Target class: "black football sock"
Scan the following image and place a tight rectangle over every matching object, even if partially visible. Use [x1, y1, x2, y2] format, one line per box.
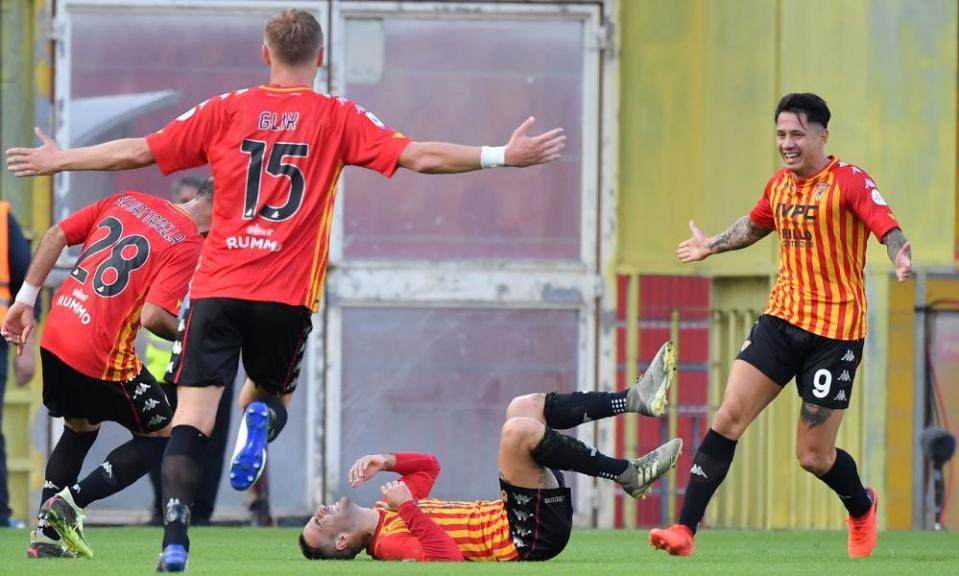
[39, 428, 99, 540]
[817, 448, 872, 518]
[678, 428, 738, 534]
[531, 427, 628, 480]
[258, 395, 288, 442]
[70, 436, 167, 508]
[543, 391, 630, 429]
[161, 426, 208, 551]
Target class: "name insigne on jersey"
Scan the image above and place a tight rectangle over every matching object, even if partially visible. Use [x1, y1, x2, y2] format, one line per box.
[258, 111, 299, 132]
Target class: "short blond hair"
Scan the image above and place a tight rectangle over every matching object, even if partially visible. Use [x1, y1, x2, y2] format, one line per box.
[265, 9, 323, 66]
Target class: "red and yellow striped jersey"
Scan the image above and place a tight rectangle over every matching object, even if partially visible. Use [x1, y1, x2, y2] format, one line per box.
[363, 453, 518, 562]
[749, 157, 900, 340]
[41, 192, 203, 380]
[371, 498, 518, 562]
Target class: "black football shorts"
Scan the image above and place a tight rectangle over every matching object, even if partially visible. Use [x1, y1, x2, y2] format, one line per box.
[737, 314, 864, 409]
[40, 348, 172, 433]
[166, 297, 312, 395]
[500, 478, 573, 561]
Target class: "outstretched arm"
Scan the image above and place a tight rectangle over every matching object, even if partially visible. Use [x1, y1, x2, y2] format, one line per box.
[677, 216, 773, 263]
[6, 127, 154, 176]
[398, 117, 564, 174]
[0, 225, 67, 353]
[882, 228, 912, 282]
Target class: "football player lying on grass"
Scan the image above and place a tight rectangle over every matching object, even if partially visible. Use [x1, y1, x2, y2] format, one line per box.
[299, 342, 683, 562]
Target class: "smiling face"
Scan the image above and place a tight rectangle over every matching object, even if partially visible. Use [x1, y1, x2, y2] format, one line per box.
[776, 111, 829, 179]
[302, 497, 348, 548]
[299, 497, 364, 560]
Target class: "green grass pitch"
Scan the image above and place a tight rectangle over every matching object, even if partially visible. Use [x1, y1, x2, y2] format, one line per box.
[1, 527, 957, 575]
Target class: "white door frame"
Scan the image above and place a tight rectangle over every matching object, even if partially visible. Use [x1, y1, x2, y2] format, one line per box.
[320, 0, 618, 526]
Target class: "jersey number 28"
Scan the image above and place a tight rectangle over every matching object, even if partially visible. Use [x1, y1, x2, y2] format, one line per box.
[71, 216, 150, 297]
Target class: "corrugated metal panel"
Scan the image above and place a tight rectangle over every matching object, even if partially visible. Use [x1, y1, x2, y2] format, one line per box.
[615, 274, 710, 528]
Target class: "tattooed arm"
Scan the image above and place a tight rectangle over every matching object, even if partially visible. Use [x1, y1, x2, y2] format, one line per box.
[881, 228, 912, 282]
[677, 217, 773, 263]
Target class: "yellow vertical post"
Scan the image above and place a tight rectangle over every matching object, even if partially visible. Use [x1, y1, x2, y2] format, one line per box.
[623, 273, 640, 528]
[667, 308, 680, 524]
[706, 309, 723, 526]
[1, 0, 40, 526]
[723, 313, 738, 525]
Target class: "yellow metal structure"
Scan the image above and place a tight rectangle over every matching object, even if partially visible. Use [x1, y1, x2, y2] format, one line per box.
[1, 0, 51, 524]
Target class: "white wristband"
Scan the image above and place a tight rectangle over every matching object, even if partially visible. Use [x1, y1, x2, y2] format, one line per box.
[480, 145, 507, 169]
[14, 282, 39, 307]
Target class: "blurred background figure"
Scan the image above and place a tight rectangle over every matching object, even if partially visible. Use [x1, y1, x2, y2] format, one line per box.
[0, 202, 36, 529]
[171, 176, 202, 204]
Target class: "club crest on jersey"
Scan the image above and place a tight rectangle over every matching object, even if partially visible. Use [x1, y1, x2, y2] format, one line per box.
[814, 182, 829, 201]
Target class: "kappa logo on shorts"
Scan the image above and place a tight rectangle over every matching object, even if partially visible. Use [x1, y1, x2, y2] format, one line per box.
[143, 398, 160, 412]
[513, 510, 530, 522]
[514, 494, 532, 506]
[741, 339, 751, 352]
[833, 389, 848, 403]
[842, 349, 856, 362]
[838, 370, 851, 383]
[132, 382, 150, 398]
[147, 414, 168, 428]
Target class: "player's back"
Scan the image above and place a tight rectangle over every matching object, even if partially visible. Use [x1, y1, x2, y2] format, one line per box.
[147, 85, 409, 310]
[41, 192, 203, 381]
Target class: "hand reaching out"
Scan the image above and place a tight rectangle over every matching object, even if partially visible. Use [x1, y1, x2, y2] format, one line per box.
[6, 127, 61, 177]
[676, 220, 712, 263]
[504, 117, 565, 167]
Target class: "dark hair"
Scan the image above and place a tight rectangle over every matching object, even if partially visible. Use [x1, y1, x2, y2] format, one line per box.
[173, 176, 203, 191]
[265, 9, 323, 66]
[196, 177, 214, 200]
[775, 93, 831, 129]
[297, 533, 360, 561]
[298, 534, 326, 560]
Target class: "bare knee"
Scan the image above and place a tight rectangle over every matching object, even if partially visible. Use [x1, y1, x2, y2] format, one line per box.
[712, 403, 748, 440]
[501, 417, 545, 452]
[796, 445, 836, 476]
[506, 394, 545, 421]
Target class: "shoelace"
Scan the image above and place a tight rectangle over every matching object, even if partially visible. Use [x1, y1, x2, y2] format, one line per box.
[846, 515, 869, 544]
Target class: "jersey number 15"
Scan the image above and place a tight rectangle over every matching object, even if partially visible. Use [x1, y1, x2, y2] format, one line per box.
[241, 139, 309, 222]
